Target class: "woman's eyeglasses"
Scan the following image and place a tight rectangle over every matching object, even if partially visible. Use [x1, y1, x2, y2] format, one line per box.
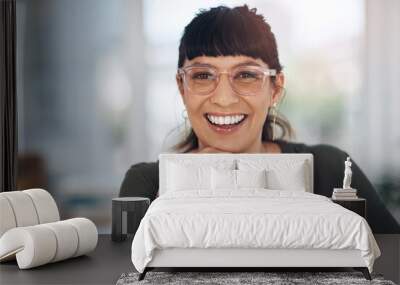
[177, 65, 277, 96]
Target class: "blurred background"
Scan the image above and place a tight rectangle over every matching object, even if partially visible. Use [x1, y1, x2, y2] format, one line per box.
[15, 0, 400, 233]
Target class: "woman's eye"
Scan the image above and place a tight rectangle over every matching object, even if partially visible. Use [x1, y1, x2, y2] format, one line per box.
[192, 72, 214, 80]
[236, 71, 259, 79]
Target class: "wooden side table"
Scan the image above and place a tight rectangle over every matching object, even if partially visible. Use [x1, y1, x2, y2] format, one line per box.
[331, 197, 366, 219]
[112, 197, 150, 242]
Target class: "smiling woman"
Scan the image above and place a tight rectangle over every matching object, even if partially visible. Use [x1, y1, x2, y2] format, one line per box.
[172, 5, 293, 154]
[119, 4, 400, 234]
[175, 55, 285, 153]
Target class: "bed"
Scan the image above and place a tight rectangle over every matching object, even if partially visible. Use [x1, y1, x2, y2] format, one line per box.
[131, 153, 381, 281]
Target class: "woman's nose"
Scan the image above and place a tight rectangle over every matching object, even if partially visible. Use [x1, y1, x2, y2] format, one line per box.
[209, 74, 240, 106]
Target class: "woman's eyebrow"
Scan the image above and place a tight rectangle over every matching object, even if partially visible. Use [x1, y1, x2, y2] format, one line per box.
[233, 61, 262, 67]
[188, 60, 262, 68]
[189, 62, 213, 67]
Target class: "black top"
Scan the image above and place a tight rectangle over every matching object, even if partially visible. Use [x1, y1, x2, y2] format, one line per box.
[119, 140, 400, 234]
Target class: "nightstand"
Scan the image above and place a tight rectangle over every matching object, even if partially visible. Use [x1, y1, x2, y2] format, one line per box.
[112, 197, 150, 242]
[331, 197, 366, 218]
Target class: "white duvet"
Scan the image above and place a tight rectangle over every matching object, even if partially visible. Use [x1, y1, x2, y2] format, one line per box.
[131, 189, 381, 273]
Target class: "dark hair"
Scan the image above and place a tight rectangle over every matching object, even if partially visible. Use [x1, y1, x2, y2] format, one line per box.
[168, 4, 294, 153]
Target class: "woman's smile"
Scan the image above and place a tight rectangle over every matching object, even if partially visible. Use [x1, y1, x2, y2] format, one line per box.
[204, 112, 249, 134]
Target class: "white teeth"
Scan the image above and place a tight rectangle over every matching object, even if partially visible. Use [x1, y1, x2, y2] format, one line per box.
[206, 114, 246, 125]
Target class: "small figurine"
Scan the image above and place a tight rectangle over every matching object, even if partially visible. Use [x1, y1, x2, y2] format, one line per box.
[332, 156, 358, 199]
[342, 156, 353, 189]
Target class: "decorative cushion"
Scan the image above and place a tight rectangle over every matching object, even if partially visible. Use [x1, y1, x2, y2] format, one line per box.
[211, 168, 237, 190]
[236, 169, 268, 189]
[166, 161, 212, 191]
[161, 156, 236, 194]
[238, 159, 307, 191]
[266, 167, 306, 191]
[211, 168, 268, 190]
[159, 154, 313, 194]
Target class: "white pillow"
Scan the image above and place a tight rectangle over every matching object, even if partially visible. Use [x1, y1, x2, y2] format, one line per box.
[166, 161, 211, 191]
[266, 166, 306, 191]
[236, 169, 268, 188]
[238, 159, 307, 191]
[211, 168, 236, 190]
[211, 168, 268, 190]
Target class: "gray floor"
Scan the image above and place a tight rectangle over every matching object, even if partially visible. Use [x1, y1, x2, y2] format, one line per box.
[0, 234, 398, 285]
[373, 234, 400, 284]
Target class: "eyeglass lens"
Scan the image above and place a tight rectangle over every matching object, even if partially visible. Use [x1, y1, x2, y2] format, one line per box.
[184, 66, 268, 95]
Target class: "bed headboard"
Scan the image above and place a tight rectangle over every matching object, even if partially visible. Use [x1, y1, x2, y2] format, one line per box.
[158, 153, 314, 195]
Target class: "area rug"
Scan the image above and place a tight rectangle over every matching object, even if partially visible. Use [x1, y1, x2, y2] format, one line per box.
[116, 271, 396, 285]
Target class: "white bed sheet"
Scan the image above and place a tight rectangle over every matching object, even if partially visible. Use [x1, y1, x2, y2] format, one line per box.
[131, 189, 380, 273]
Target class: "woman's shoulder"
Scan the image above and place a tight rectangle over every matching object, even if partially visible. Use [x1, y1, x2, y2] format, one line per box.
[279, 140, 350, 173]
[126, 160, 158, 171]
[124, 161, 159, 179]
[119, 160, 159, 198]
[279, 139, 348, 157]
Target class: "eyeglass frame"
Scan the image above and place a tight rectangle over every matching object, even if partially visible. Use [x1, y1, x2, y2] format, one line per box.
[177, 64, 278, 96]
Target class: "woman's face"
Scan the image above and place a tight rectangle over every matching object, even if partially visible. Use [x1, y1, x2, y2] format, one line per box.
[177, 55, 284, 153]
